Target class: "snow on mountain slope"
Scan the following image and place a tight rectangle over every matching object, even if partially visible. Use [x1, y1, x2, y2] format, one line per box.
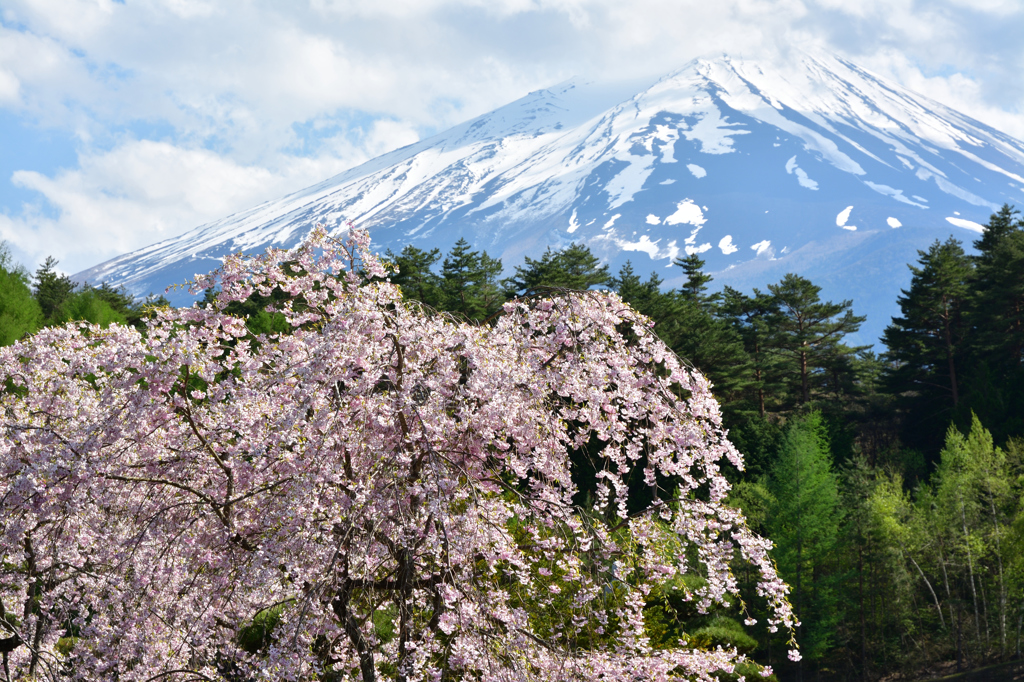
[75, 50, 1024, 346]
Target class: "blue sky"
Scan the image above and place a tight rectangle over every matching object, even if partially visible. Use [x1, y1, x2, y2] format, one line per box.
[2, 0, 1023, 275]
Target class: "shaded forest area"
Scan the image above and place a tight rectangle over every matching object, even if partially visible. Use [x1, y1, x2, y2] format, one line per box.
[1, 205, 1022, 682]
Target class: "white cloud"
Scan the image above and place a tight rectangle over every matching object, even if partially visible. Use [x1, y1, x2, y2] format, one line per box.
[363, 119, 422, 158]
[0, 24, 99, 122]
[0, 69, 18, 104]
[5, 0, 1016, 147]
[856, 48, 1024, 141]
[0, 140, 358, 273]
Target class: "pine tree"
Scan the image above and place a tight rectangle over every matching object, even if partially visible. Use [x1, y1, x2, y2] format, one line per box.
[972, 204, 1021, 262]
[33, 256, 76, 322]
[764, 274, 866, 405]
[385, 245, 443, 308]
[883, 238, 973, 410]
[970, 205, 1024, 371]
[610, 261, 673, 321]
[963, 205, 1024, 442]
[719, 286, 792, 416]
[658, 298, 753, 405]
[505, 243, 609, 296]
[674, 252, 713, 305]
[440, 239, 503, 321]
[881, 239, 973, 455]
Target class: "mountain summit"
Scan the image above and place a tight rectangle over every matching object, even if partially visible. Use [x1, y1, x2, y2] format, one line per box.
[76, 51, 1024, 344]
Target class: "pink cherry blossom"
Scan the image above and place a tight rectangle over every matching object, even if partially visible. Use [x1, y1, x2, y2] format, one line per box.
[0, 226, 796, 681]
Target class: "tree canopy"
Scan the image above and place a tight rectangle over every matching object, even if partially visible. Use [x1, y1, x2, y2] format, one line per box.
[0, 244, 42, 346]
[504, 242, 610, 296]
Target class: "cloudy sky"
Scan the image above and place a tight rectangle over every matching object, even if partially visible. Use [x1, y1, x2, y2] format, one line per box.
[1, 0, 1023, 275]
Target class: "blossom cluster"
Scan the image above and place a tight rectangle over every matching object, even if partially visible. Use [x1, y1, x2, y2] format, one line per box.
[0, 226, 795, 681]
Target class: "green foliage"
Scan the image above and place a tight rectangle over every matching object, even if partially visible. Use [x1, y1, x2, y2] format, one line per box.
[237, 603, 288, 654]
[505, 242, 609, 295]
[659, 298, 753, 406]
[0, 244, 170, 344]
[972, 203, 1021, 262]
[643, 574, 712, 648]
[769, 412, 842, 663]
[675, 252, 714, 305]
[51, 289, 129, 327]
[690, 616, 759, 655]
[502, 513, 628, 652]
[717, 286, 792, 417]
[967, 207, 1024, 440]
[0, 243, 42, 345]
[644, 579, 767, 681]
[882, 204, 1024, 461]
[726, 479, 775, 535]
[727, 660, 779, 682]
[33, 256, 77, 323]
[201, 281, 295, 338]
[609, 261, 666, 318]
[93, 282, 168, 329]
[55, 636, 78, 657]
[763, 273, 866, 406]
[371, 604, 397, 644]
[918, 415, 1018, 663]
[884, 238, 972, 404]
[385, 245, 444, 309]
[883, 238, 973, 456]
[439, 238, 504, 321]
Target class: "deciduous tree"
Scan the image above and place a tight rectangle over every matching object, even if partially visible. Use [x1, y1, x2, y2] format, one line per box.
[0, 227, 795, 682]
[768, 413, 842, 674]
[0, 243, 41, 346]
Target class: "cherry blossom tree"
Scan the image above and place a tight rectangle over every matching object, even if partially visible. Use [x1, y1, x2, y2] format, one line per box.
[0, 227, 795, 681]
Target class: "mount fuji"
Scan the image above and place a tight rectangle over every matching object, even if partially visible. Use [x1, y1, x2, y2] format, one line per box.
[75, 50, 1024, 346]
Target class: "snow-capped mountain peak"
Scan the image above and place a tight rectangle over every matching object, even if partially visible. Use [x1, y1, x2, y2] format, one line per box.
[76, 50, 1024, 345]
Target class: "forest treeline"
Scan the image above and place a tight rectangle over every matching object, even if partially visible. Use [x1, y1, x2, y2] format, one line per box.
[1, 205, 1022, 681]
[0, 247, 168, 343]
